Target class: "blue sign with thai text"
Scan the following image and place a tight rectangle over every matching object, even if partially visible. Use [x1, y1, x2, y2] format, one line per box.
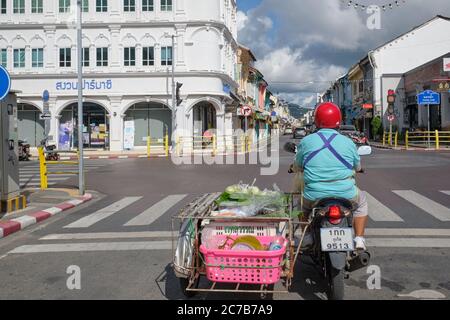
[42, 90, 50, 102]
[56, 79, 113, 91]
[417, 90, 440, 105]
[0, 65, 11, 101]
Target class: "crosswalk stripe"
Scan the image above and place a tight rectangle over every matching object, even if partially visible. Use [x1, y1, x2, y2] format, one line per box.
[365, 228, 450, 236]
[393, 190, 450, 221]
[124, 194, 187, 226]
[367, 238, 450, 248]
[9, 241, 172, 254]
[40, 231, 175, 240]
[365, 192, 404, 222]
[63, 197, 142, 228]
[20, 177, 69, 182]
[440, 191, 450, 196]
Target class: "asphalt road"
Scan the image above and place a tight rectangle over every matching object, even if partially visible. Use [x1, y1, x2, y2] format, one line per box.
[1, 136, 450, 300]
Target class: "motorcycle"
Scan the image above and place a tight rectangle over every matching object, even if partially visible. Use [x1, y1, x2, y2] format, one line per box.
[18, 139, 31, 161]
[40, 139, 60, 161]
[284, 141, 372, 300]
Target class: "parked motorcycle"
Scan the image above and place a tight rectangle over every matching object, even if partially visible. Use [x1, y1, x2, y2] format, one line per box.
[18, 139, 31, 161]
[40, 139, 60, 161]
[284, 141, 371, 300]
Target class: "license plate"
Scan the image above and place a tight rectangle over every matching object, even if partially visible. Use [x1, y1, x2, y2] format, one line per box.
[320, 228, 354, 252]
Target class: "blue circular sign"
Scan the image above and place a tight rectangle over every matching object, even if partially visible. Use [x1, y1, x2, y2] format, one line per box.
[0, 65, 11, 101]
[42, 90, 50, 102]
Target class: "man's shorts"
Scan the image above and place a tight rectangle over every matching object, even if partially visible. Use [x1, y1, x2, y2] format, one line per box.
[301, 189, 368, 218]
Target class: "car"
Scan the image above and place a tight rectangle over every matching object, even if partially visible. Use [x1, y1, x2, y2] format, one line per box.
[339, 125, 358, 134]
[284, 127, 293, 135]
[339, 125, 369, 145]
[293, 127, 307, 139]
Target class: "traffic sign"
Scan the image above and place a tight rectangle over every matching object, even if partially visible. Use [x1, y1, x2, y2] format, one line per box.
[0, 65, 11, 101]
[387, 115, 395, 122]
[417, 90, 440, 105]
[42, 90, 50, 103]
[40, 113, 51, 120]
[241, 106, 252, 117]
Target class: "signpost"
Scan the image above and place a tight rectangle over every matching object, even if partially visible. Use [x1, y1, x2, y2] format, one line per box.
[42, 90, 51, 137]
[417, 90, 441, 148]
[241, 106, 252, 133]
[0, 65, 11, 101]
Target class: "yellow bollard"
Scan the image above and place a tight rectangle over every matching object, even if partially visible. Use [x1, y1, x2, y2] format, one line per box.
[165, 133, 169, 156]
[435, 130, 440, 150]
[395, 132, 398, 148]
[176, 136, 181, 156]
[38, 147, 48, 190]
[147, 136, 151, 157]
[241, 135, 246, 153]
[212, 134, 217, 156]
[382, 131, 386, 146]
[405, 131, 409, 150]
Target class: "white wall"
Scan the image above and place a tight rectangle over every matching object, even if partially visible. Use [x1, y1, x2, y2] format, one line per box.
[371, 17, 450, 117]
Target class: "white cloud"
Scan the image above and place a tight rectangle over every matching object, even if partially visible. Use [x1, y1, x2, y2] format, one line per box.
[236, 11, 248, 32]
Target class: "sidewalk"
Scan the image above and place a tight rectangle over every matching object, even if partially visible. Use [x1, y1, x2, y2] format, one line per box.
[29, 148, 167, 160]
[0, 188, 94, 239]
[371, 141, 450, 151]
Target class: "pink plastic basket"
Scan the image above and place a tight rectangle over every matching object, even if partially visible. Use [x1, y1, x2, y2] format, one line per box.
[199, 236, 287, 285]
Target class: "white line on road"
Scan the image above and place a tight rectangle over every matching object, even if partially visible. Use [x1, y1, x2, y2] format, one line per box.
[9, 237, 450, 253]
[63, 197, 142, 228]
[123, 194, 187, 226]
[40, 231, 176, 240]
[364, 192, 404, 222]
[440, 191, 450, 196]
[367, 238, 450, 248]
[393, 190, 450, 221]
[365, 228, 450, 237]
[20, 177, 70, 182]
[9, 241, 172, 254]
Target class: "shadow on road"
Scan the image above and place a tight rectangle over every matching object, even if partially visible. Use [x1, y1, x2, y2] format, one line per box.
[156, 255, 329, 300]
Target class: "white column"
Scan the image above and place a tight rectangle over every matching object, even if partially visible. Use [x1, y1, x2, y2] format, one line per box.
[109, 25, 121, 69]
[109, 96, 123, 151]
[175, 24, 186, 69]
[44, 26, 56, 70]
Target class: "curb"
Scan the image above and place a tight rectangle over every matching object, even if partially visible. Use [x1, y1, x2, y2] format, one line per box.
[0, 193, 93, 239]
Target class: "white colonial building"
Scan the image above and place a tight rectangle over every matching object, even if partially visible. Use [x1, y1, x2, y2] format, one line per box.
[0, 0, 238, 152]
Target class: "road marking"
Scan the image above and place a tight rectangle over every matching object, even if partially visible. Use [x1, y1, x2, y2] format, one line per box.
[9, 241, 172, 254]
[40, 231, 176, 240]
[9, 237, 450, 253]
[365, 228, 450, 237]
[440, 191, 450, 196]
[364, 192, 404, 222]
[124, 194, 187, 226]
[20, 177, 69, 182]
[11, 216, 37, 229]
[393, 190, 450, 221]
[63, 197, 142, 228]
[367, 238, 450, 248]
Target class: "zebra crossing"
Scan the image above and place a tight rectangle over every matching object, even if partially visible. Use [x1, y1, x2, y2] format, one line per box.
[19, 162, 102, 188]
[57, 189, 450, 230]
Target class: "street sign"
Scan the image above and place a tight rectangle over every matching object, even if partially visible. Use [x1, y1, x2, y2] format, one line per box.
[387, 115, 395, 122]
[417, 90, 440, 105]
[42, 90, 50, 103]
[444, 58, 450, 72]
[39, 113, 51, 120]
[437, 81, 450, 93]
[0, 65, 11, 101]
[241, 106, 252, 117]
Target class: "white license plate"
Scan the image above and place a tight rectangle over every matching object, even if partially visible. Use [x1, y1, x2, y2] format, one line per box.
[320, 228, 354, 252]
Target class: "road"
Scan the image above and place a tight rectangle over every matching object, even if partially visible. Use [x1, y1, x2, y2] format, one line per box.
[1, 136, 450, 300]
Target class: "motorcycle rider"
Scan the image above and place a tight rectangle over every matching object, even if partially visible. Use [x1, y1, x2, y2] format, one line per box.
[295, 102, 368, 250]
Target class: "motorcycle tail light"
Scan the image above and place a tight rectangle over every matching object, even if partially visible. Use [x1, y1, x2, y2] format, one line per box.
[328, 205, 342, 225]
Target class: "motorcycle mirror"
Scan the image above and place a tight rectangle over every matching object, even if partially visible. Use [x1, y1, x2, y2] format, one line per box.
[357, 145, 372, 156]
[284, 142, 297, 154]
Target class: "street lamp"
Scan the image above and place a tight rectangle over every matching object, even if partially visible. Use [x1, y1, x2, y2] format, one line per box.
[76, 0, 84, 195]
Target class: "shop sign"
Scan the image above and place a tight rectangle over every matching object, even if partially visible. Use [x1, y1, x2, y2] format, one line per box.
[123, 120, 135, 150]
[444, 58, 450, 72]
[56, 79, 113, 91]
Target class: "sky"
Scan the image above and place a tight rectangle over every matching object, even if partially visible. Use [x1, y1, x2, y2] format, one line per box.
[236, 0, 450, 107]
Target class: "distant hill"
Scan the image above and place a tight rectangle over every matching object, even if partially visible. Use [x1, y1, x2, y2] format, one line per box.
[288, 104, 311, 119]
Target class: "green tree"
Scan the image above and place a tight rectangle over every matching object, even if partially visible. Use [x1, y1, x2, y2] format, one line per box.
[371, 116, 382, 139]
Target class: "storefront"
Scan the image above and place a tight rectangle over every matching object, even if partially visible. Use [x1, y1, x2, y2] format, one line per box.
[59, 103, 109, 150]
[123, 102, 172, 148]
[193, 101, 217, 136]
[18, 104, 45, 147]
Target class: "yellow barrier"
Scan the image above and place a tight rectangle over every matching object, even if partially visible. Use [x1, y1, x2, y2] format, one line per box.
[38, 147, 79, 190]
[176, 134, 254, 155]
[146, 134, 170, 157]
[405, 131, 450, 150]
[382, 131, 398, 147]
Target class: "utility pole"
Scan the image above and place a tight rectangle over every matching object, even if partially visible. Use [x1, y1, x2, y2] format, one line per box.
[76, 0, 84, 195]
[171, 34, 176, 149]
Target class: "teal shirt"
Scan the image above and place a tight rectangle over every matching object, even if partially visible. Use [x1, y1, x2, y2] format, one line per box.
[296, 129, 360, 201]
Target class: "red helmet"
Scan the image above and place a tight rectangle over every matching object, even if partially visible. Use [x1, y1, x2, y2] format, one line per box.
[314, 102, 342, 129]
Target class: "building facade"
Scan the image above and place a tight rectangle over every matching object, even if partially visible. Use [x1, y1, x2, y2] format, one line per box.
[0, 0, 238, 152]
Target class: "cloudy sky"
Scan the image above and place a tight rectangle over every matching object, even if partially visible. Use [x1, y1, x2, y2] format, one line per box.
[236, 0, 450, 107]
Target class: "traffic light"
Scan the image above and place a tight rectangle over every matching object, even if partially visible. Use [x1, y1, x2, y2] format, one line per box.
[176, 82, 183, 106]
[387, 89, 396, 114]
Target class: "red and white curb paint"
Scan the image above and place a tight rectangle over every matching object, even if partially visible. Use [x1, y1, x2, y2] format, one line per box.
[0, 194, 92, 239]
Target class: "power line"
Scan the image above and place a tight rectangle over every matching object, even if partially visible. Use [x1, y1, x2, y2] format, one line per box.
[340, 0, 408, 11]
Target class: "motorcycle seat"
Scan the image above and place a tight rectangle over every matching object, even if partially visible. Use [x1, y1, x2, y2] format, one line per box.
[313, 197, 354, 210]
